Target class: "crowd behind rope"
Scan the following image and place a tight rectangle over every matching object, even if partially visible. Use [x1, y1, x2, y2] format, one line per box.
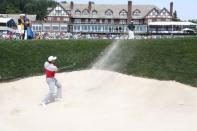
[0, 31, 129, 40]
[0, 31, 194, 40]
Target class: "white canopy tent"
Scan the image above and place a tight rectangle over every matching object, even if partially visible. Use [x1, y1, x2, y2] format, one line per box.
[148, 21, 197, 26]
[0, 18, 17, 33]
[0, 18, 13, 23]
[148, 21, 197, 34]
[182, 28, 195, 31]
[0, 18, 17, 27]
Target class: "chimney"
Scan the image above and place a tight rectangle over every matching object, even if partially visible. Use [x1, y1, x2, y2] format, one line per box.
[170, 2, 173, 16]
[127, 1, 132, 24]
[88, 1, 92, 12]
[70, 1, 74, 10]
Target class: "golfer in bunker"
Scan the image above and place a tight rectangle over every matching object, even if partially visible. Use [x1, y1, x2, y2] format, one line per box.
[42, 56, 62, 106]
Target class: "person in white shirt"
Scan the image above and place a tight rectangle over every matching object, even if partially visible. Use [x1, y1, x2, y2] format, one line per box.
[41, 56, 62, 106]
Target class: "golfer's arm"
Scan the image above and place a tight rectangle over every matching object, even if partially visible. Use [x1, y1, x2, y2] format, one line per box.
[47, 65, 58, 72]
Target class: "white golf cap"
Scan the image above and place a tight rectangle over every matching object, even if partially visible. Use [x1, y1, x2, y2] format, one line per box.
[20, 14, 25, 16]
[48, 56, 57, 62]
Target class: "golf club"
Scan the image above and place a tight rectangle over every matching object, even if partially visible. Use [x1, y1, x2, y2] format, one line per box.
[59, 63, 76, 70]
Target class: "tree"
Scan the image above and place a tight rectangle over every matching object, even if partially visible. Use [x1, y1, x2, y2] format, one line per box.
[6, 3, 21, 14]
[188, 19, 197, 24]
[48, 0, 58, 8]
[0, 0, 58, 20]
[173, 10, 181, 21]
[61, 1, 67, 4]
[0, 0, 9, 13]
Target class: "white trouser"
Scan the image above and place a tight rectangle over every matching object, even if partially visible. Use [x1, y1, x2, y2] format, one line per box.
[128, 30, 134, 39]
[24, 30, 27, 40]
[43, 77, 62, 104]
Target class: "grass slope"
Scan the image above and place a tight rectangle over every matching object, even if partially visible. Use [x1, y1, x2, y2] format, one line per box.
[0, 38, 197, 87]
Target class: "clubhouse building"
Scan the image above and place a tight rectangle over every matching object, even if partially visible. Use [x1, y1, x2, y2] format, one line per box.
[30, 1, 196, 35]
[31, 1, 171, 33]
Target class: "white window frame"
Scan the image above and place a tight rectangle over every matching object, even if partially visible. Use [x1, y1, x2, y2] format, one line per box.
[92, 10, 97, 16]
[55, 10, 62, 15]
[133, 9, 141, 16]
[105, 10, 113, 17]
[52, 25, 59, 31]
[75, 10, 81, 16]
[83, 9, 89, 16]
[120, 10, 127, 17]
[43, 25, 51, 31]
[60, 25, 67, 31]
[74, 19, 81, 24]
[90, 19, 96, 24]
[119, 19, 126, 24]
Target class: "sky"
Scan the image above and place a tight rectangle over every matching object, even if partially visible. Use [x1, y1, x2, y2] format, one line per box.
[56, 0, 196, 20]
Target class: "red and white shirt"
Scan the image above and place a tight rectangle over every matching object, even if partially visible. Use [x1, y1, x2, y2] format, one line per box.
[44, 61, 58, 78]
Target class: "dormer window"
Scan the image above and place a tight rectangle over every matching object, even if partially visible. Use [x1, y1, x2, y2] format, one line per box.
[150, 9, 158, 16]
[54, 5, 63, 16]
[105, 9, 113, 17]
[159, 8, 169, 16]
[119, 10, 127, 17]
[82, 9, 89, 16]
[92, 10, 97, 16]
[133, 9, 141, 16]
[55, 10, 62, 15]
[75, 9, 81, 16]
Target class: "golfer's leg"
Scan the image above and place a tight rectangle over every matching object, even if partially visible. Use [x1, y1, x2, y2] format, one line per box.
[44, 78, 57, 104]
[57, 86, 62, 99]
[55, 79, 62, 99]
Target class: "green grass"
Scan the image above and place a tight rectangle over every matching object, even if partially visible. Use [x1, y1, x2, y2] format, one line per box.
[121, 38, 197, 87]
[0, 38, 197, 87]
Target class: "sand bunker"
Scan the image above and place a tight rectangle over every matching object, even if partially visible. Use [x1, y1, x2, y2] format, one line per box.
[0, 69, 197, 131]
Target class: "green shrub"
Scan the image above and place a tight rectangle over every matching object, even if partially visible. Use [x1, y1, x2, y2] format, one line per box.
[1, 38, 197, 87]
